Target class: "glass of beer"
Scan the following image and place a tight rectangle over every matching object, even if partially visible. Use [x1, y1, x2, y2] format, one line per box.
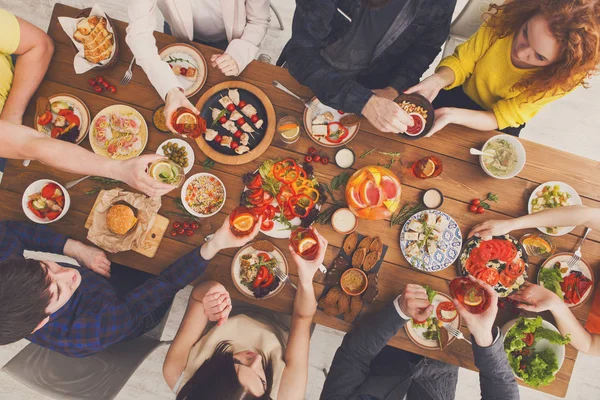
[229, 206, 258, 236]
[289, 227, 319, 260]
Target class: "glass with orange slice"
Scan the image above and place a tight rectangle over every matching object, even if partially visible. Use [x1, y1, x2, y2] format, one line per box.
[229, 206, 258, 237]
[277, 116, 301, 144]
[412, 156, 443, 179]
[171, 107, 206, 139]
[519, 233, 555, 258]
[345, 165, 402, 220]
[449, 277, 491, 314]
[289, 227, 320, 260]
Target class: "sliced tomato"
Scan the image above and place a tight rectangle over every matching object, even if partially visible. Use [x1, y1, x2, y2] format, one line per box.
[283, 205, 295, 220]
[477, 268, 500, 287]
[247, 187, 264, 200]
[107, 143, 117, 154]
[41, 183, 60, 199]
[50, 127, 63, 138]
[505, 258, 525, 278]
[65, 113, 81, 126]
[55, 195, 65, 208]
[499, 271, 516, 288]
[260, 273, 275, 288]
[57, 108, 74, 116]
[501, 242, 517, 262]
[465, 257, 485, 275]
[247, 174, 263, 190]
[257, 252, 271, 261]
[475, 245, 492, 263]
[265, 205, 277, 220]
[251, 203, 269, 217]
[261, 219, 274, 231]
[37, 111, 52, 126]
[28, 200, 45, 219]
[436, 301, 458, 323]
[523, 332, 535, 347]
[46, 211, 62, 221]
[263, 191, 274, 204]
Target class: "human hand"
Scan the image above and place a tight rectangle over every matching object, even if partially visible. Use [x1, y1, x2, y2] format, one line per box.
[404, 74, 446, 103]
[289, 228, 328, 284]
[362, 95, 413, 133]
[453, 275, 498, 347]
[211, 54, 240, 76]
[372, 87, 399, 101]
[468, 219, 516, 239]
[164, 88, 200, 134]
[399, 284, 434, 321]
[118, 154, 175, 197]
[204, 215, 263, 259]
[509, 282, 564, 313]
[425, 107, 454, 137]
[67, 241, 111, 278]
[202, 282, 232, 326]
[0, 111, 23, 125]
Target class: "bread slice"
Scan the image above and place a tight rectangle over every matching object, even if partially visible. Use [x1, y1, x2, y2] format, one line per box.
[75, 17, 107, 45]
[362, 251, 381, 272]
[85, 44, 113, 64]
[363, 273, 379, 303]
[357, 237, 372, 249]
[343, 232, 358, 255]
[76, 15, 100, 36]
[86, 33, 113, 58]
[369, 237, 383, 253]
[351, 247, 367, 268]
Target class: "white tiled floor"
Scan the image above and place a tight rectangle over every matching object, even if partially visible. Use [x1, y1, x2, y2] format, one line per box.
[1, 0, 600, 399]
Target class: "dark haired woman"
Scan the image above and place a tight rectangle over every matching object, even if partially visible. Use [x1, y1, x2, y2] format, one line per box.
[163, 229, 328, 399]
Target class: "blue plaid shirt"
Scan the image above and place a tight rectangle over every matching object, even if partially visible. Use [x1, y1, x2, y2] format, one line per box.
[0, 221, 209, 357]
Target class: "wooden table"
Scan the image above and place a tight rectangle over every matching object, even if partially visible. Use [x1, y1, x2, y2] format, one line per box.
[2, 4, 599, 397]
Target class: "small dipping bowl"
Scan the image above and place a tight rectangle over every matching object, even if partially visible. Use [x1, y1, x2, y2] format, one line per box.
[335, 148, 355, 168]
[331, 207, 358, 234]
[422, 188, 444, 209]
[340, 268, 368, 296]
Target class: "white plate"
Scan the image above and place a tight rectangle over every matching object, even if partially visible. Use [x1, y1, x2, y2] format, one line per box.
[501, 318, 566, 382]
[159, 43, 207, 98]
[303, 97, 360, 148]
[231, 242, 288, 300]
[538, 252, 594, 308]
[22, 179, 71, 224]
[405, 292, 460, 350]
[400, 210, 462, 272]
[156, 138, 195, 174]
[181, 173, 226, 218]
[527, 181, 582, 236]
[35, 94, 90, 144]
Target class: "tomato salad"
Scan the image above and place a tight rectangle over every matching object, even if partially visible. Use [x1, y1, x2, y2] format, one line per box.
[239, 251, 281, 298]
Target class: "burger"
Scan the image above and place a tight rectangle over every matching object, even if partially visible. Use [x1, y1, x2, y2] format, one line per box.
[106, 203, 138, 235]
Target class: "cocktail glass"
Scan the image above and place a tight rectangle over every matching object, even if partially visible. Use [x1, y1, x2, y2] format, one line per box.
[290, 227, 319, 260]
[229, 206, 259, 237]
[449, 277, 491, 314]
[412, 156, 443, 179]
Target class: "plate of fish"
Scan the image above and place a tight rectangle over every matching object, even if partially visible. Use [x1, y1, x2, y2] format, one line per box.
[303, 97, 360, 148]
[159, 43, 207, 98]
[195, 81, 276, 165]
[90, 105, 148, 160]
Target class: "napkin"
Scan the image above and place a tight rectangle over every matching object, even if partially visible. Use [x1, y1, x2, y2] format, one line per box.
[58, 4, 116, 74]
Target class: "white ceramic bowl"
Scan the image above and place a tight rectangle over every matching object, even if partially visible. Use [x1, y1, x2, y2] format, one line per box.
[22, 179, 71, 224]
[180, 173, 226, 218]
[156, 138, 195, 174]
[479, 134, 526, 180]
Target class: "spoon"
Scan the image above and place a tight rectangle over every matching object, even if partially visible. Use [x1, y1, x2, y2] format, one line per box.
[470, 148, 495, 157]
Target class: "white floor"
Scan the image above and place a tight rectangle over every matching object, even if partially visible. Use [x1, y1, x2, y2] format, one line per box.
[1, 1, 600, 399]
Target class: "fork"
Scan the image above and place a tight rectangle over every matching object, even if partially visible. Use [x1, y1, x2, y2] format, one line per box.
[65, 175, 91, 189]
[274, 267, 297, 290]
[567, 227, 592, 268]
[444, 324, 472, 345]
[272, 80, 319, 113]
[120, 57, 136, 86]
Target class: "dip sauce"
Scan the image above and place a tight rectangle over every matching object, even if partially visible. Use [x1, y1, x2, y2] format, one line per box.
[423, 189, 443, 209]
[335, 148, 355, 168]
[342, 269, 366, 294]
[331, 208, 357, 234]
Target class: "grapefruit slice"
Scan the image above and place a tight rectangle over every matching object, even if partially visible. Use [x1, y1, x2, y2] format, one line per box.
[366, 167, 382, 185]
[381, 176, 400, 200]
[347, 187, 367, 209]
[360, 180, 383, 207]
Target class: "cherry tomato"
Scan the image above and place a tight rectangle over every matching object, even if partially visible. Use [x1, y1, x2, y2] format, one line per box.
[471, 199, 481, 206]
[185, 229, 194, 236]
[107, 86, 116, 93]
[50, 127, 62, 138]
[226, 103, 236, 112]
[238, 100, 247, 108]
[308, 147, 317, 155]
[313, 155, 321, 162]
[250, 114, 259, 123]
[101, 81, 109, 88]
[237, 117, 245, 125]
[183, 222, 190, 229]
[231, 141, 239, 150]
[234, 130, 242, 138]
[321, 156, 329, 165]
[304, 155, 313, 163]
[191, 223, 199, 230]
[173, 222, 181, 229]
[94, 85, 103, 93]
[214, 135, 222, 143]
[96, 76, 104, 83]
[219, 116, 228, 124]
[180, 67, 188, 75]
[171, 230, 178, 237]
[477, 206, 485, 214]
[177, 228, 185, 235]
[337, 110, 345, 115]
[88, 78, 96, 87]
[468, 204, 478, 213]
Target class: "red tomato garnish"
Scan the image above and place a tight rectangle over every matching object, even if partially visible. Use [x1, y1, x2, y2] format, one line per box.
[28, 201, 45, 219]
[304, 155, 313, 163]
[214, 135, 222, 143]
[96, 76, 104, 83]
[505, 258, 525, 278]
[180, 67, 188, 75]
[191, 223, 199, 230]
[321, 156, 329, 165]
[231, 141, 239, 150]
[219, 116, 228, 124]
[436, 301, 458, 323]
[251, 114, 259, 123]
[477, 206, 485, 214]
[499, 271, 516, 288]
[185, 229, 194, 236]
[107, 86, 116, 93]
[257, 252, 271, 261]
[261, 220, 274, 231]
[337, 110, 344, 115]
[55, 196, 65, 208]
[226, 103, 236, 112]
[37, 111, 53, 126]
[88, 78, 96, 87]
[470, 199, 481, 206]
[237, 117, 245, 125]
[313, 155, 321, 162]
[65, 113, 80, 126]
[46, 211, 62, 221]
[308, 147, 317, 155]
[57, 109, 73, 116]
[177, 228, 185, 235]
[41, 183, 60, 199]
[94, 85, 103, 93]
[171, 230, 178, 237]
[523, 333, 535, 346]
[477, 268, 500, 286]
[238, 100, 247, 108]
[234, 130, 242, 138]
[173, 222, 181, 229]
[468, 204, 478, 213]
[183, 222, 190, 229]
[50, 127, 63, 138]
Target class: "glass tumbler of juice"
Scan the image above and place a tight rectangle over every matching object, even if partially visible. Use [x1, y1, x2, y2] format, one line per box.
[289, 227, 319, 260]
[229, 206, 258, 236]
[277, 116, 301, 144]
[449, 277, 491, 314]
[171, 107, 206, 139]
[412, 155, 443, 179]
[148, 159, 185, 187]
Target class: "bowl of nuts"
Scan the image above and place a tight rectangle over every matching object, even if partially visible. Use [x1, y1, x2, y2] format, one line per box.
[394, 93, 434, 139]
[156, 138, 195, 174]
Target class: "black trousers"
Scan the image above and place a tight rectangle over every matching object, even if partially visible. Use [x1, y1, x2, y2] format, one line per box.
[433, 86, 525, 137]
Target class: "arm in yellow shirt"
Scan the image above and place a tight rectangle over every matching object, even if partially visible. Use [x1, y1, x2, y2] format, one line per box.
[492, 90, 567, 129]
[0, 11, 54, 125]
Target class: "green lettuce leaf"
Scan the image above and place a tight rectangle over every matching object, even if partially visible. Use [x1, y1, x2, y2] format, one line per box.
[539, 267, 564, 299]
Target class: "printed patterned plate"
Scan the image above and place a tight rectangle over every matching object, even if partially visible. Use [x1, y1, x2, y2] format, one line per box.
[400, 210, 462, 272]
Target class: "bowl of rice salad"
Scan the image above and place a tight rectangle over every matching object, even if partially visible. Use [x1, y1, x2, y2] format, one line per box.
[181, 173, 226, 218]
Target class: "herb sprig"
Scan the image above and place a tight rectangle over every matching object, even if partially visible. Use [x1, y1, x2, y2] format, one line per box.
[389, 203, 426, 227]
[202, 158, 215, 170]
[479, 192, 499, 210]
[330, 172, 350, 191]
[359, 148, 376, 158]
[166, 55, 197, 68]
[84, 177, 122, 196]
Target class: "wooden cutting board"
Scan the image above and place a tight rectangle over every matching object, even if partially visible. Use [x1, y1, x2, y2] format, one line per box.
[85, 190, 170, 258]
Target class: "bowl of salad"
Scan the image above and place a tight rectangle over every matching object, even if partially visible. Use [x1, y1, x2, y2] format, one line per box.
[479, 134, 526, 180]
[527, 181, 582, 236]
[181, 173, 226, 218]
[22, 179, 70, 224]
[502, 316, 570, 388]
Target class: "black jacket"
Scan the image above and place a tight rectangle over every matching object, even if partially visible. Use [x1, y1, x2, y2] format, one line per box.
[281, 0, 456, 114]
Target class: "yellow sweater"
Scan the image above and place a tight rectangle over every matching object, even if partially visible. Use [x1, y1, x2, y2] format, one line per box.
[437, 24, 568, 129]
[0, 9, 20, 113]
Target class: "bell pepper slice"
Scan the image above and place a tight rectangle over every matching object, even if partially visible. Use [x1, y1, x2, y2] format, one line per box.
[247, 173, 263, 190]
[260, 272, 275, 288]
[325, 122, 349, 144]
[276, 185, 296, 207]
[275, 165, 300, 185]
[296, 186, 319, 203]
[288, 194, 314, 218]
[253, 265, 269, 288]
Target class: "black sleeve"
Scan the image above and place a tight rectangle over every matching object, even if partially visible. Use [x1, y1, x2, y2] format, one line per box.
[286, 0, 374, 114]
[320, 301, 408, 399]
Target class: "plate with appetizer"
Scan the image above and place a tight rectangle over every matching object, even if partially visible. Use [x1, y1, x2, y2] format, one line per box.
[240, 158, 324, 239]
[459, 235, 528, 297]
[35, 95, 90, 144]
[502, 316, 570, 388]
[394, 93, 434, 139]
[479, 134, 526, 179]
[90, 105, 148, 160]
[22, 180, 70, 224]
[400, 210, 462, 272]
[69, 11, 118, 68]
[181, 173, 226, 218]
[405, 286, 460, 351]
[537, 252, 594, 308]
[196, 81, 276, 165]
[318, 234, 387, 324]
[303, 97, 360, 148]
[231, 240, 288, 300]
[528, 182, 582, 236]
[159, 43, 207, 97]
[157, 138, 195, 174]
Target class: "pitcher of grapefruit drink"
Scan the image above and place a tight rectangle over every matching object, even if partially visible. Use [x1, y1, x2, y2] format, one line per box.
[345, 166, 402, 220]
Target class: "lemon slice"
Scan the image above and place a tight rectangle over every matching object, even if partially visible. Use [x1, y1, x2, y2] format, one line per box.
[233, 214, 255, 232]
[176, 112, 197, 126]
[464, 288, 483, 307]
[422, 159, 436, 177]
[366, 167, 382, 185]
[298, 237, 317, 254]
[151, 161, 175, 182]
[281, 126, 299, 139]
[383, 199, 400, 212]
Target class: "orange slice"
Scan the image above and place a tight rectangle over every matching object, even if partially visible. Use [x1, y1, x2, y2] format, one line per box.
[298, 237, 318, 254]
[232, 214, 254, 232]
[523, 237, 552, 254]
[176, 112, 197, 126]
[422, 159, 436, 177]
